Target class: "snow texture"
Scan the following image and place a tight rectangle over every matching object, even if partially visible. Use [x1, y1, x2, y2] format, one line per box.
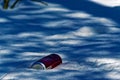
[0, 0, 120, 80]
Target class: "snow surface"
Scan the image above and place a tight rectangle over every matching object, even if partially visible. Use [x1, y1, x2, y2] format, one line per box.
[0, 0, 120, 80]
[90, 0, 120, 7]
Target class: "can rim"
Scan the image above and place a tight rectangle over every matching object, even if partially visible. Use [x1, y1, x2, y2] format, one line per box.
[31, 62, 46, 70]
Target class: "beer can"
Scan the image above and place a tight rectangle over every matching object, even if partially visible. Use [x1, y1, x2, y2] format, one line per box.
[30, 54, 62, 70]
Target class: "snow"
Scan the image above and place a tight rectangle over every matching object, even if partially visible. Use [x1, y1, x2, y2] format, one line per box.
[0, 18, 8, 23]
[0, 0, 120, 80]
[90, 0, 120, 7]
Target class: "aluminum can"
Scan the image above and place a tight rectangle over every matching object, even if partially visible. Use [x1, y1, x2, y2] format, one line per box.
[31, 54, 62, 70]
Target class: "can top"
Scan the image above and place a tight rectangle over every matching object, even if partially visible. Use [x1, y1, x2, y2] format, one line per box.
[31, 62, 46, 70]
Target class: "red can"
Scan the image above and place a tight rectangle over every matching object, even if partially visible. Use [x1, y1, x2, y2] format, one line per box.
[31, 54, 62, 70]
